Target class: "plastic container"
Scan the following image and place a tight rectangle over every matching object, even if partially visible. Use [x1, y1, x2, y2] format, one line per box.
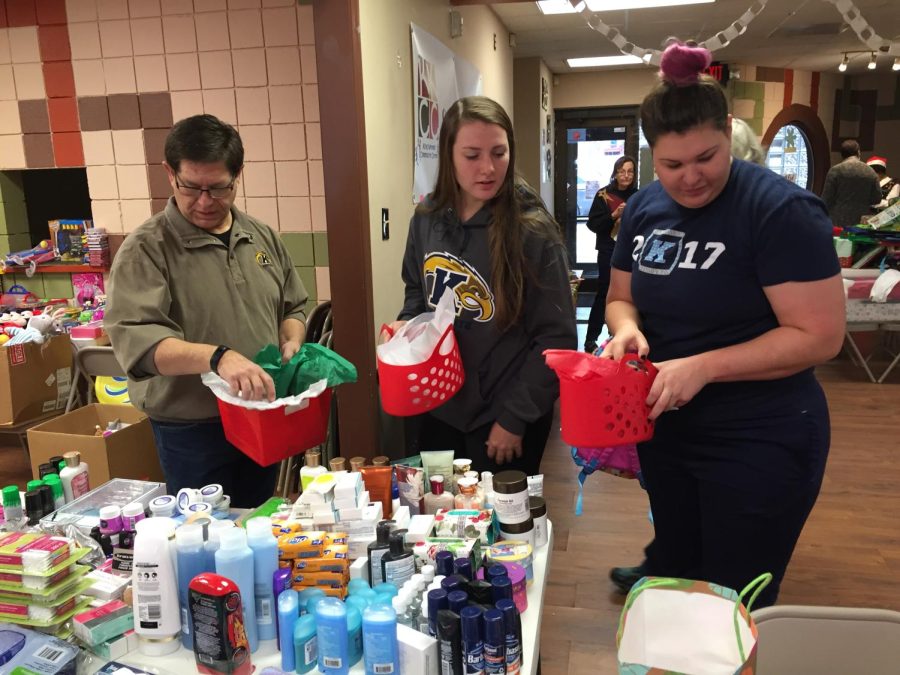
[215, 528, 259, 653]
[188, 573, 253, 675]
[483, 608, 507, 675]
[461, 605, 485, 674]
[246, 517, 279, 641]
[492, 471, 530, 526]
[496, 598, 522, 674]
[2, 485, 22, 522]
[362, 603, 400, 675]
[530, 496, 548, 548]
[99, 505, 123, 536]
[40, 478, 165, 534]
[293, 613, 318, 673]
[175, 523, 207, 649]
[505, 562, 528, 613]
[121, 502, 146, 531]
[315, 597, 349, 674]
[204, 519, 235, 572]
[149, 495, 178, 518]
[277, 589, 299, 671]
[487, 541, 534, 586]
[300, 451, 327, 492]
[498, 516, 535, 549]
[346, 604, 363, 667]
[59, 451, 90, 503]
[133, 518, 181, 655]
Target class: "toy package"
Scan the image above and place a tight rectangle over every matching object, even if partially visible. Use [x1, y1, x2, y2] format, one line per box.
[48, 219, 92, 262]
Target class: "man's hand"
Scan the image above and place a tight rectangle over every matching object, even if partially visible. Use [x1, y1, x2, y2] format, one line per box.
[280, 339, 301, 363]
[486, 422, 523, 466]
[216, 350, 276, 401]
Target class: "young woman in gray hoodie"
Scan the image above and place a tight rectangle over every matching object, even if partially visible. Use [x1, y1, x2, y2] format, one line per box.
[383, 96, 577, 475]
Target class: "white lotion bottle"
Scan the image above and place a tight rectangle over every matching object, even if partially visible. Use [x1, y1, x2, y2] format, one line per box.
[60, 451, 90, 502]
[132, 518, 181, 655]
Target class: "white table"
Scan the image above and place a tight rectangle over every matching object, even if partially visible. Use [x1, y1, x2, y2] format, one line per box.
[108, 522, 553, 675]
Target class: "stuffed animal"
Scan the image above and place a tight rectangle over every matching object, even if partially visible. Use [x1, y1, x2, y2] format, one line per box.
[5, 307, 66, 345]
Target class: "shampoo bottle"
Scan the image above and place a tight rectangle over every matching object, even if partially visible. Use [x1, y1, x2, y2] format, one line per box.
[380, 531, 415, 588]
[366, 520, 395, 586]
[300, 451, 327, 492]
[314, 597, 349, 675]
[215, 527, 260, 653]
[132, 519, 181, 655]
[59, 451, 90, 502]
[175, 523, 207, 649]
[245, 517, 278, 641]
[204, 519, 235, 572]
[362, 603, 400, 675]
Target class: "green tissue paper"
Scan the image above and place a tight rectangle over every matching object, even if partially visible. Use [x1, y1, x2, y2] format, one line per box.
[254, 343, 358, 397]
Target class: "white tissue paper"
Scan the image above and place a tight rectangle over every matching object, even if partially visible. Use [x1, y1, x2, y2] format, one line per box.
[201, 373, 328, 411]
[870, 269, 900, 303]
[377, 287, 457, 365]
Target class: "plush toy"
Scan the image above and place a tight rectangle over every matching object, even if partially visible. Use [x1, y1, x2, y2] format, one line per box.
[5, 307, 67, 345]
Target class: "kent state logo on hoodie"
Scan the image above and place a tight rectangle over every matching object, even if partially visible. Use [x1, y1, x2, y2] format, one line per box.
[633, 228, 726, 276]
[423, 252, 495, 322]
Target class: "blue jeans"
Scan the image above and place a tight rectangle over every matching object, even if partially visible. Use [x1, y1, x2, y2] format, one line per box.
[150, 419, 279, 508]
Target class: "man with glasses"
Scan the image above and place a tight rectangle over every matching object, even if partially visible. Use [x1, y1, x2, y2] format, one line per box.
[106, 114, 308, 507]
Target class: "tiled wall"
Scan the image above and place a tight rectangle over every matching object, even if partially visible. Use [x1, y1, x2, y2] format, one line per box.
[0, 0, 329, 303]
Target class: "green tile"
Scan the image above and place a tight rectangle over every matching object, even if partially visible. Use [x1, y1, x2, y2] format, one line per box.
[43, 274, 74, 299]
[0, 234, 32, 256]
[754, 100, 765, 119]
[281, 233, 314, 266]
[0, 172, 24, 203]
[731, 81, 744, 98]
[749, 118, 763, 136]
[295, 266, 317, 304]
[13, 273, 44, 297]
[312, 232, 329, 267]
[745, 82, 765, 102]
[0, 200, 29, 235]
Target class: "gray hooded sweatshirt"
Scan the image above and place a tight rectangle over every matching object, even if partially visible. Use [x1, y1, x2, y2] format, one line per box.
[399, 200, 577, 435]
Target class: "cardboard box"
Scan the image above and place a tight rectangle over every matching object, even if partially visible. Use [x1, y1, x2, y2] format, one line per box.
[0, 334, 72, 425]
[27, 404, 163, 483]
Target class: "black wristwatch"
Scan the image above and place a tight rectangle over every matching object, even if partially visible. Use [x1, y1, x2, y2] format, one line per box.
[210, 345, 231, 374]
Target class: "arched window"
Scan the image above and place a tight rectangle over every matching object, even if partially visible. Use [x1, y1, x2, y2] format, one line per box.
[766, 124, 811, 189]
[761, 104, 830, 194]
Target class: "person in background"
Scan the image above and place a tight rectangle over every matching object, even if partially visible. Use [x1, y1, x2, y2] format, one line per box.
[866, 156, 899, 209]
[106, 114, 308, 507]
[821, 139, 882, 228]
[383, 96, 577, 476]
[603, 41, 845, 608]
[583, 155, 638, 353]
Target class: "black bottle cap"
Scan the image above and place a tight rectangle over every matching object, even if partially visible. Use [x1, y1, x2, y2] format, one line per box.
[376, 519, 396, 544]
[37, 485, 53, 515]
[38, 463, 56, 479]
[98, 534, 113, 557]
[24, 490, 43, 523]
[466, 579, 494, 605]
[388, 529, 407, 555]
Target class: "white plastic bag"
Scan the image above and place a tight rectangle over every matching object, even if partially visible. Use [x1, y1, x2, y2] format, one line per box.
[377, 287, 457, 365]
[201, 372, 328, 413]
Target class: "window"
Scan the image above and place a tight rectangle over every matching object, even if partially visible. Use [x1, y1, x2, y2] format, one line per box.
[766, 124, 811, 189]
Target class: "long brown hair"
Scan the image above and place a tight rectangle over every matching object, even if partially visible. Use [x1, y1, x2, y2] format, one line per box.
[419, 96, 561, 330]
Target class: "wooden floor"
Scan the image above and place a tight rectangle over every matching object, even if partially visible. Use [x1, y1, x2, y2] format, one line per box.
[537, 360, 900, 674]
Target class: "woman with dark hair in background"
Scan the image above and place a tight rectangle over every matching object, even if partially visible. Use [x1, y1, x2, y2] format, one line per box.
[583, 155, 638, 353]
[603, 41, 845, 607]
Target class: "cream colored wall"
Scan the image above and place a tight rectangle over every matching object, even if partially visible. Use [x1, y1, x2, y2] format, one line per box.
[514, 58, 541, 190]
[552, 69, 659, 109]
[539, 59, 554, 210]
[359, 0, 513, 334]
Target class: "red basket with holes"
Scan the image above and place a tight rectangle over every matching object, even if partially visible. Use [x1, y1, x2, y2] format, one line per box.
[378, 324, 465, 416]
[544, 350, 658, 447]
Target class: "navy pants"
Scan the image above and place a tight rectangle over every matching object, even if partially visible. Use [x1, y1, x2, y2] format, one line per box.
[585, 250, 612, 348]
[638, 378, 830, 608]
[150, 419, 279, 509]
[415, 411, 554, 476]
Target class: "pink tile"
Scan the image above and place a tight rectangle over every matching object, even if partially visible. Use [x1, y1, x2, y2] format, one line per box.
[0, 66, 14, 100]
[112, 129, 145, 164]
[0, 135, 26, 168]
[195, 11, 229, 51]
[201, 88, 236, 124]
[262, 6, 296, 46]
[307, 159, 323, 196]
[198, 50, 233, 89]
[103, 57, 137, 94]
[228, 0, 260, 8]
[271, 122, 304, 160]
[300, 45, 316, 83]
[130, 18, 164, 56]
[231, 47, 266, 87]
[315, 266, 330, 301]
[66, 0, 98, 23]
[128, 0, 161, 18]
[262, 0, 293, 6]
[277, 196, 310, 232]
[228, 9, 262, 49]
[305, 122, 320, 159]
[245, 196, 278, 229]
[160, 0, 192, 14]
[81, 130, 115, 165]
[162, 14, 196, 53]
[121, 199, 152, 232]
[97, 0, 128, 20]
[194, 0, 226, 11]
[268, 84, 302, 123]
[242, 160, 275, 197]
[72, 59, 106, 96]
[297, 4, 314, 45]
[235, 86, 269, 124]
[13, 63, 45, 98]
[68, 22, 102, 60]
[90, 199, 123, 233]
[87, 164, 119, 199]
[0, 32, 10, 64]
[99, 19, 133, 57]
[274, 160, 307, 197]
[266, 46, 299, 86]
[116, 164, 150, 199]
[239, 124, 272, 161]
[0, 101, 22, 135]
[165, 52, 200, 91]
[9, 27, 40, 63]
[310, 195, 326, 232]
[134, 54, 168, 92]
[170, 89, 203, 121]
[302, 84, 318, 122]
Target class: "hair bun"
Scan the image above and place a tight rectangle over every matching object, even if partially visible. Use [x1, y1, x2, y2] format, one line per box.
[659, 41, 712, 86]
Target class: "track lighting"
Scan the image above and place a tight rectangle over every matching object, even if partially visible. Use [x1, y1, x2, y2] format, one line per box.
[868, 52, 877, 70]
[838, 54, 848, 72]
[893, 57, 900, 72]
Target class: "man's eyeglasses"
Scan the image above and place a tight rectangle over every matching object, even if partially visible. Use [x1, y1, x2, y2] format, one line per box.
[174, 176, 235, 200]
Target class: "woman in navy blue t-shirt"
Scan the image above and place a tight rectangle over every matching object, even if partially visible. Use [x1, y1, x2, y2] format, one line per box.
[602, 42, 845, 607]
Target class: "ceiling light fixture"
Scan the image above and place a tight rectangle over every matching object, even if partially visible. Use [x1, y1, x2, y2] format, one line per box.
[567, 55, 644, 67]
[894, 57, 900, 72]
[838, 54, 848, 72]
[868, 52, 877, 70]
[537, 0, 714, 14]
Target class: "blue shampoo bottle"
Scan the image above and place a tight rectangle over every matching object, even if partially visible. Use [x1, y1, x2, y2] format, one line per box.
[245, 517, 278, 641]
[315, 597, 349, 675]
[277, 589, 299, 671]
[346, 604, 363, 666]
[174, 523, 206, 650]
[215, 527, 259, 652]
[293, 613, 318, 674]
[362, 603, 400, 675]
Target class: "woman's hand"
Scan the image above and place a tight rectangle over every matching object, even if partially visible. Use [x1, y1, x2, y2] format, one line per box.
[379, 320, 408, 345]
[612, 203, 625, 219]
[645, 355, 711, 420]
[486, 422, 523, 466]
[600, 322, 649, 360]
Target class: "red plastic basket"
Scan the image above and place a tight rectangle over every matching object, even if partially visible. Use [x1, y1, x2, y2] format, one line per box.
[545, 351, 658, 447]
[378, 323, 465, 416]
[216, 388, 332, 467]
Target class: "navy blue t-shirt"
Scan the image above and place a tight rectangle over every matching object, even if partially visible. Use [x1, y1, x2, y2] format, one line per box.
[611, 159, 840, 365]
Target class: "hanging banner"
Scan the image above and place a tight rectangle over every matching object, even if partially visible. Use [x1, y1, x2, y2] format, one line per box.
[411, 23, 483, 204]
